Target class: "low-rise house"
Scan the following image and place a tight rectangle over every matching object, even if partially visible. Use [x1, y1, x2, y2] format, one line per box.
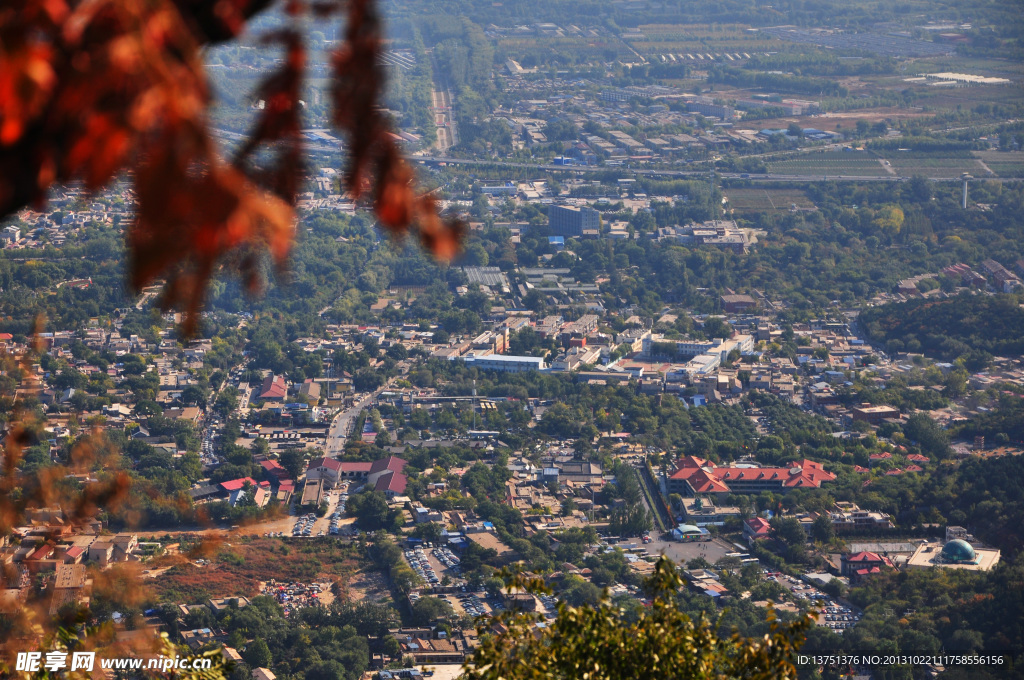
[841, 551, 894, 583]
[829, 502, 894, 532]
[49, 562, 89, 615]
[208, 596, 250, 614]
[743, 517, 771, 543]
[257, 374, 288, 402]
[88, 533, 138, 565]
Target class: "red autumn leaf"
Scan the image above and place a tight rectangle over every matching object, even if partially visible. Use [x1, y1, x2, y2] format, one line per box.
[415, 193, 464, 261]
[374, 148, 415, 232]
[0, 0, 462, 335]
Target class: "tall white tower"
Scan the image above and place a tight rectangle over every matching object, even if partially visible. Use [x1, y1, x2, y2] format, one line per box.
[961, 173, 972, 209]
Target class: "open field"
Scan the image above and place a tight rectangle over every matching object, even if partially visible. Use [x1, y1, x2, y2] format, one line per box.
[496, 36, 631, 61]
[725, 188, 815, 213]
[149, 537, 362, 603]
[631, 23, 782, 55]
[767, 150, 890, 177]
[974, 151, 1024, 178]
[883, 155, 986, 178]
[737, 106, 934, 133]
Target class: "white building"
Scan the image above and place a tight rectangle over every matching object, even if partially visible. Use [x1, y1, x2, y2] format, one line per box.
[1, 226, 20, 243]
[461, 354, 547, 373]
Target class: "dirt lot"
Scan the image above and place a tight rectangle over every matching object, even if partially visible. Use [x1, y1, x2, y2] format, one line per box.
[340, 569, 390, 603]
[148, 537, 362, 603]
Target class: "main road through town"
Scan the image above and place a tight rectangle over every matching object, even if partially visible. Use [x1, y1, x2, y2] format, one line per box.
[325, 380, 395, 457]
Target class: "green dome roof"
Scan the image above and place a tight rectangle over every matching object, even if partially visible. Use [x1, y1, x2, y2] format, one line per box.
[941, 539, 976, 563]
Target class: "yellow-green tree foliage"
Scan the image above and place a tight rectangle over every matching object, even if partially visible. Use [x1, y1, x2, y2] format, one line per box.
[465, 557, 812, 680]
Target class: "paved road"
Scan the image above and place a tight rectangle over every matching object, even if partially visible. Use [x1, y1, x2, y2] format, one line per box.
[325, 382, 394, 456]
[211, 129, 1023, 183]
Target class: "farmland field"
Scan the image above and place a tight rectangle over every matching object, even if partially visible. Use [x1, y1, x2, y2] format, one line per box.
[725, 188, 815, 213]
[974, 151, 1024, 178]
[631, 23, 782, 55]
[766, 151, 890, 177]
[882, 155, 985, 178]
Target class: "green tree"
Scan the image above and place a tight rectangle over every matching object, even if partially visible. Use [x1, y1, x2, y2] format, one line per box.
[243, 638, 272, 668]
[811, 514, 835, 543]
[412, 596, 455, 625]
[464, 558, 811, 680]
[770, 516, 805, 546]
[349, 490, 391, 531]
[278, 448, 306, 480]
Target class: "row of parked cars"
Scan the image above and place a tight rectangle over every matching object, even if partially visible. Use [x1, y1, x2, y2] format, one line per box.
[293, 513, 317, 537]
[823, 605, 861, 632]
[432, 546, 460, 570]
[329, 491, 349, 535]
[458, 592, 487, 617]
[405, 547, 440, 585]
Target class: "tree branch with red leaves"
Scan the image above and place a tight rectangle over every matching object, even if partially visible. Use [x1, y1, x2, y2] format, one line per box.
[0, 0, 463, 335]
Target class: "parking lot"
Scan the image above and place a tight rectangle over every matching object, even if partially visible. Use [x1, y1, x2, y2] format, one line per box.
[327, 487, 350, 535]
[405, 546, 443, 586]
[260, 580, 333, 617]
[441, 591, 493, 619]
[403, 544, 465, 587]
[291, 484, 350, 538]
[765, 572, 862, 633]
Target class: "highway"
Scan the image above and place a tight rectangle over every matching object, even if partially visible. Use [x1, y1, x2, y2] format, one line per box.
[209, 129, 1023, 183]
[410, 156, 1022, 183]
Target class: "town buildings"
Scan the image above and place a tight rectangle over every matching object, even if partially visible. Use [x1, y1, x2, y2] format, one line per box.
[548, 204, 600, 237]
[667, 456, 836, 496]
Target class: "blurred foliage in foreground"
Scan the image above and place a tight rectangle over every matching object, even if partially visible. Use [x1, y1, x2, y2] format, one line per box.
[464, 555, 812, 680]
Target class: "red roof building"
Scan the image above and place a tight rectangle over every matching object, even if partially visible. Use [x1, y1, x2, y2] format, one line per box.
[260, 459, 292, 484]
[743, 517, 771, 543]
[258, 374, 288, 401]
[668, 458, 835, 496]
[373, 471, 408, 498]
[28, 544, 54, 562]
[339, 461, 374, 478]
[369, 455, 408, 476]
[368, 456, 408, 485]
[306, 455, 407, 490]
[220, 477, 260, 492]
[841, 551, 894, 582]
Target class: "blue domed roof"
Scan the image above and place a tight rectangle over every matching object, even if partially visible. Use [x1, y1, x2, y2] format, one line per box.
[941, 539, 976, 563]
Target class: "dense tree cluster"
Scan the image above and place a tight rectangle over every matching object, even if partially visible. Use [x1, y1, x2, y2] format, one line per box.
[860, 294, 1024, 369]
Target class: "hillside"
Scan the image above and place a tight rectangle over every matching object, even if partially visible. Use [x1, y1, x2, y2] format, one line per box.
[860, 293, 1024, 368]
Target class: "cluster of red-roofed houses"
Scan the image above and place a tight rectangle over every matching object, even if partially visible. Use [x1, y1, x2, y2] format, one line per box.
[667, 456, 836, 496]
[188, 459, 296, 508]
[305, 455, 409, 499]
